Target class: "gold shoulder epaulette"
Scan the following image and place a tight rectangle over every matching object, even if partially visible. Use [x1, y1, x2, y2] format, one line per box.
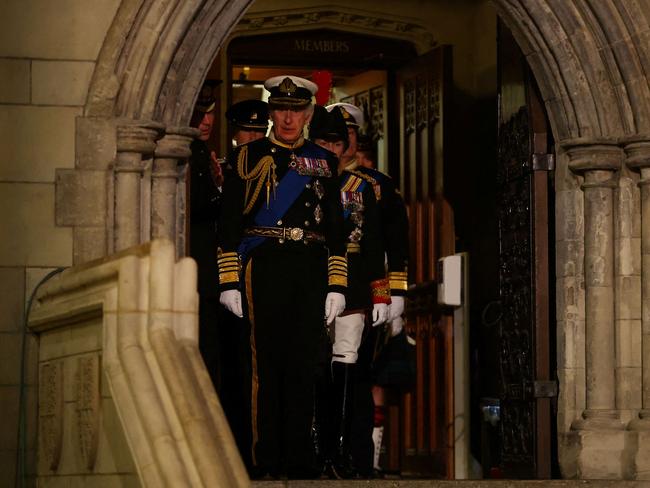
[349, 170, 381, 201]
[340, 172, 364, 193]
[349, 169, 378, 186]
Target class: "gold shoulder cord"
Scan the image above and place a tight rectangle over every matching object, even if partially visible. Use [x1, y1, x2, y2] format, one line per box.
[237, 146, 277, 214]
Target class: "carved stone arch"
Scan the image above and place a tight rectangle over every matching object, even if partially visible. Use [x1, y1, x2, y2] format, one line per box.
[494, 0, 650, 140]
[74, 0, 650, 261]
[227, 6, 436, 53]
[159, 5, 437, 126]
[85, 0, 650, 155]
[85, 0, 254, 123]
[86, 3, 438, 126]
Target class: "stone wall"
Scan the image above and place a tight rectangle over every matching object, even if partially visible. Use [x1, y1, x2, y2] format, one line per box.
[0, 1, 121, 484]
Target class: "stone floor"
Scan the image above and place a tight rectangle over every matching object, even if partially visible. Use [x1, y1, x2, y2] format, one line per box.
[252, 480, 650, 488]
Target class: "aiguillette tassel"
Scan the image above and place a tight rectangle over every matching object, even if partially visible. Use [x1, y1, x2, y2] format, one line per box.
[266, 179, 270, 208]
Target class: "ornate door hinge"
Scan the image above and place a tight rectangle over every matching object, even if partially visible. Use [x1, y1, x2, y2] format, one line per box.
[533, 380, 558, 398]
[531, 153, 555, 171]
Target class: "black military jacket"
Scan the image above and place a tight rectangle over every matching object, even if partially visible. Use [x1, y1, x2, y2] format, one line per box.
[217, 136, 347, 293]
[351, 163, 410, 296]
[189, 139, 221, 296]
[338, 170, 386, 310]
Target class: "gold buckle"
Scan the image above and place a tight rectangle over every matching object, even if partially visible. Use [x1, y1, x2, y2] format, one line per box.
[288, 227, 304, 241]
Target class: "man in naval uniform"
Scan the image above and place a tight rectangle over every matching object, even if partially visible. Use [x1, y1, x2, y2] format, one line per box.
[218, 76, 348, 478]
[326, 102, 411, 475]
[310, 105, 389, 478]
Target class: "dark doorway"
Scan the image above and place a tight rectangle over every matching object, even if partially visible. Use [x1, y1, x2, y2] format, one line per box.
[219, 28, 459, 479]
[477, 19, 558, 479]
[191, 15, 557, 481]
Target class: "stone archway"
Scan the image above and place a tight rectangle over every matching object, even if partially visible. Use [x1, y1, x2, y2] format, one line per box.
[67, 0, 650, 479]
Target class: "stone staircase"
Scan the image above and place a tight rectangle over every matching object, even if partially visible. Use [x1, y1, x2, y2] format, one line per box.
[251, 480, 650, 487]
[29, 240, 248, 487]
[27, 239, 650, 488]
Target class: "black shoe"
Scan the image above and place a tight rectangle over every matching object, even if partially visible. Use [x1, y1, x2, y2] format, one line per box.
[331, 362, 358, 476]
[286, 466, 321, 480]
[248, 466, 281, 480]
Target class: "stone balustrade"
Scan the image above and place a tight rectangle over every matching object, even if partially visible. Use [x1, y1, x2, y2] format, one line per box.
[28, 239, 249, 487]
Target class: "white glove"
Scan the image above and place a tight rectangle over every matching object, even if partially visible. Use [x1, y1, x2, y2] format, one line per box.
[324, 292, 346, 325]
[389, 316, 405, 337]
[388, 296, 405, 321]
[220, 290, 243, 318]
[371, 303, 389, 326]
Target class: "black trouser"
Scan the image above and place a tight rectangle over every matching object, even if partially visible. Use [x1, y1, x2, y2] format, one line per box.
[199, 296, 253, 467]
[244, 244, 328, 474]
[198, 295, 221, 389]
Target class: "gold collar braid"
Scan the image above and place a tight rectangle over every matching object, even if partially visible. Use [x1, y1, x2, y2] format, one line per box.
[237, 145, 277, 214]
[268, 130, 305, 149]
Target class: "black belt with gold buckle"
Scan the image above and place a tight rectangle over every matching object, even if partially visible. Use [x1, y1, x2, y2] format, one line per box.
[244, 226, 326, 243]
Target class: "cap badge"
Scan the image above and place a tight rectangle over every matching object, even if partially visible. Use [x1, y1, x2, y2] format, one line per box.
[251, 112, 258, 120]
[279, 77, 297, 95]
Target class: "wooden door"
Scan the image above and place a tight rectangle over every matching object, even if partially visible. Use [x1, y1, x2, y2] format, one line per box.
[496, 21, 556, 479]
[383, 46, 456, 479]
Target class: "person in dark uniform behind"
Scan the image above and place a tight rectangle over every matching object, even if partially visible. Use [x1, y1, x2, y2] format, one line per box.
[189, 80, 223, 390]
[218, 99, 269, 471]
[326, 102, 411, 476]
[327, 102, 409, 322]
[356, 134, 377, 170]
[226, 99, 269, 146]
[356, 133, 409, 474]
[310, 105, 389, 478]
[218, 76, 348, 479]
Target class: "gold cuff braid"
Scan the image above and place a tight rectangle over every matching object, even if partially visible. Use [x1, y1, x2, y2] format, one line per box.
[388, 269, 408, 291]
[328, 256, 348, 287]
[218, 250, 241, 284]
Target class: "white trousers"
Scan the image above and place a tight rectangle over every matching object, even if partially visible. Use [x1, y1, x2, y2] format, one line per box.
[331, 312, 365, 364]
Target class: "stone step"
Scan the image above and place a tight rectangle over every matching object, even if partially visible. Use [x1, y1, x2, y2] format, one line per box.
[252, 480, 650, 488]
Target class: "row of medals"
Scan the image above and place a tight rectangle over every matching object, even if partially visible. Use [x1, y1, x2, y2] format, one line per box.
[289, 151, 326, 225]
[284, 150, 364, 243]
[347, 201, 364, 243]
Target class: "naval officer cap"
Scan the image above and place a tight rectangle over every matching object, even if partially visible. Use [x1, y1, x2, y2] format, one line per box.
[195, 80, 220, 113]
[264, 75, 318, 108]
[326, 102, 364, 129]
[226, 100, 269, 131]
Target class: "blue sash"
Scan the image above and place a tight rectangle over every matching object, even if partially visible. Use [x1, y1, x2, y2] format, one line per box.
[237, 169, 312, 261]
